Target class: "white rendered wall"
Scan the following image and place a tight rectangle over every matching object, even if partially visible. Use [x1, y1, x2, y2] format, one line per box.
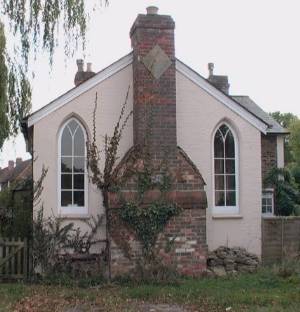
[176, 71, 262, 256]
[33, 65, 133, 243]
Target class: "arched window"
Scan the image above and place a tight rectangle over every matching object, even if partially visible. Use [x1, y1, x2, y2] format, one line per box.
[59, 118, 87, 214]
[213, 124, 238, 214]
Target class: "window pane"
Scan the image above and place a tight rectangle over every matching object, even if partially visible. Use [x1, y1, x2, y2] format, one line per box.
[225, 130, 235, 158]
[61, 157, 72, 173]
[226, 175, 236, 190]
[74, 174, 84, 189]
[215, 175, 224, 190]
[74, 127, 85, 156]
[219, 124, 229, 136]
[61, 174, 72, 189]
[262, 192, 274, 214]
[61, 127, 72, 156]
[214, 131, 224, 157]
[226, 191, 236, 206]
[214, 159, 224, 174]
[68, 120, 79, 135]
[61, 191, 72, 206]
[266, 198, 272, 205]
[74, 157, 85, 173]
[226, 159, 235, 174]
[74, 191, 84, 207]
[215, 191, 225, 206]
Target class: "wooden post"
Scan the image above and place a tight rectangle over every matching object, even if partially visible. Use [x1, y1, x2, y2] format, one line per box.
[23, 238, 28, 279]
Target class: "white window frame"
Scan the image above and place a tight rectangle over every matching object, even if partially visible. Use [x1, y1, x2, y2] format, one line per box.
[212, 122, 239, 215]
[58, 117, 88, 216]
[262, 189, 274, 216]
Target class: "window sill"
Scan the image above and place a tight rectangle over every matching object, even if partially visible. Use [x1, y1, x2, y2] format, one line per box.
[57, 214, 91, 220]
[262, 214, 274, 218]
[212, 214, 243, 220]
[58, 206, 89, 219]
[59, 206, 88, 216]
[213, 206, 239, 215]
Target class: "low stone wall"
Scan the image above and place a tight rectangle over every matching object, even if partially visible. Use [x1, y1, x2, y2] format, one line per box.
[55, 254, 106, 278]
[262, 216, 300, 264]
[207, 246, 259, 276]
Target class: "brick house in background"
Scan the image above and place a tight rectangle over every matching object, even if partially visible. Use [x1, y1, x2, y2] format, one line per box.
[0, 158, 32, 192]
[23, 7, 287, 276]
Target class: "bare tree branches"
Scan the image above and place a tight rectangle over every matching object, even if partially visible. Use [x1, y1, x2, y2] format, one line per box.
[87, 87, 132, 191]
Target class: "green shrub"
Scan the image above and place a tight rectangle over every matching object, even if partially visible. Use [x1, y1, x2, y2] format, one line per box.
[264, 168, 299, 216]
[32, 208, 74, 275]
[114, 258, 180, 286]
[0, 179, 32, 238]
[273, 260, 300, 279]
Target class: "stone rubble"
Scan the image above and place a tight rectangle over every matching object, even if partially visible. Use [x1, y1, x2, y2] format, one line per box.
[207, 246, 259, 276]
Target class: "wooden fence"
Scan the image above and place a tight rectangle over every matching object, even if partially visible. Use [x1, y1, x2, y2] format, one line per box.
[0, 238, 29, 280]
[262, 216, 300, 264]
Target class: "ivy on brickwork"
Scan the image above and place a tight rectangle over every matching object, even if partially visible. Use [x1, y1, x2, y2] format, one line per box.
[117, 151, 181, 259]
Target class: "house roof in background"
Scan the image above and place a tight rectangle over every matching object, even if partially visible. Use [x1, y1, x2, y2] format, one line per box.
[0, 159, 31, 185]
[232, 96, 288, 134]
[0, 167, 12, 184]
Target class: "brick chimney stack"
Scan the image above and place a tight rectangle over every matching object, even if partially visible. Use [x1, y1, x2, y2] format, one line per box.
[8, 160, 14, 170]
[74, 60, 96, 86]
[16, 157, 23, 166]
[130, 6, 176, 160]
[207, 63, 230, 94]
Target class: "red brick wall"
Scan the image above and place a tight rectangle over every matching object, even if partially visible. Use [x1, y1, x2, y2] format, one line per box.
[261, 134, 277, 186]
[130, 13, 176, 160]
[108, 148, 208, 277]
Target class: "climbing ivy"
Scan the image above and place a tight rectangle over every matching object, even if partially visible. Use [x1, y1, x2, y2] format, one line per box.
[118, 161, 181, 258]
[120, 200, 180, 257]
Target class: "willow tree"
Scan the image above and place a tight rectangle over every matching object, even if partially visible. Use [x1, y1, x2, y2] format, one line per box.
[0, 0, 108, 149]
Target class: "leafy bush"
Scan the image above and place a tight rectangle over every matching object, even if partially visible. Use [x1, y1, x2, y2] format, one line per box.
[274, 260, 300, 279]
[258, 260, 300, 283]
[133, 258, 179, 285]
[35, 272, 105, 288]
[114, 258, 179, 286]
[32, 208, 105, 276]
[264, 167, 300, 215]
[0, 179, 32, 238]
[32, 208, 74, 274]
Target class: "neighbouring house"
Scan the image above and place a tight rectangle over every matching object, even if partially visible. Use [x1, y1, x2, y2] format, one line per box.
[0, 158, 32, 192]
[23, 7, 288, 276]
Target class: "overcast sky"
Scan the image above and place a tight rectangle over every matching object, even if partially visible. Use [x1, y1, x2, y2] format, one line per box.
[1, 0, 299, 167]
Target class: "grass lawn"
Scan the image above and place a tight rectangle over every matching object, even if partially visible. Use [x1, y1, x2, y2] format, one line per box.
[0, 268, 300, 312]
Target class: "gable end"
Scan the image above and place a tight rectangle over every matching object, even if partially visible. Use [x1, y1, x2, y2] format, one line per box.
[176, 59, 269, 134]
[28, 53, 133, 127]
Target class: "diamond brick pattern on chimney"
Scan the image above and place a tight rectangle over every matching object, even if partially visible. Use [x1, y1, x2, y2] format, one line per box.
[108, 8, 208, 278]
[130, 10, 177, 160]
